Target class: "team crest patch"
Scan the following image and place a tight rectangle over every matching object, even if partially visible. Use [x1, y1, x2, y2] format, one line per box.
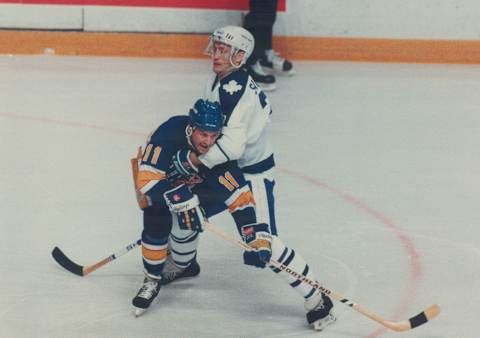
[243, 226, 254, 236]
[222, 80, 242, 95]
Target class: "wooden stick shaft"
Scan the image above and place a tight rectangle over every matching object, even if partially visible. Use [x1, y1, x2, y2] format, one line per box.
[83, 239, 141, 276]
[203, 221, 440, 332]
[52, 239, 141, 277]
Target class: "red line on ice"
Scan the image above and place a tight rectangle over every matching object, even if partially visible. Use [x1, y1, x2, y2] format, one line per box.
[278, 167, 422, 337]
[3, 111, 422, 336]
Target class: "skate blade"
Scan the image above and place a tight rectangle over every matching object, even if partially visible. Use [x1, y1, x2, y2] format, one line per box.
[282, 69, 296, 76]
[312, 314, 336, 331]
[134, 307, 147, 317]
[258, 83, 276, 92]
[160, 274, 199, 285]
[263, 67, 296, 77]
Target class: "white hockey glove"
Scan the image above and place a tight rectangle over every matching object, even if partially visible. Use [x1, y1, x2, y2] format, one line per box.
[163, 184, 206, 231]
[241, 223, 272, 269]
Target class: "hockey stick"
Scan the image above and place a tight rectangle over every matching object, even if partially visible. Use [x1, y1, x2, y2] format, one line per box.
[51, 239, 141, 276]
[203, 221, 440, 332]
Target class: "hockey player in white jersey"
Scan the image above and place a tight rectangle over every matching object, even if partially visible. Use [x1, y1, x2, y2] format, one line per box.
[163, 25, 335, 331]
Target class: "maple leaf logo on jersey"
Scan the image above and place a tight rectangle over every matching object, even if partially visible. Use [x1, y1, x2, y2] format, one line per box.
[222, 80, 242, 95]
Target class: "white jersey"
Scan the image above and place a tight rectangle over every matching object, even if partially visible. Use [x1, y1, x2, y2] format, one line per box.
[199, 69, 274, 173]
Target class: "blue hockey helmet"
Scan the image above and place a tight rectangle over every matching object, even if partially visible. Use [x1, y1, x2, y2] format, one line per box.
[189, 99, 225, 132]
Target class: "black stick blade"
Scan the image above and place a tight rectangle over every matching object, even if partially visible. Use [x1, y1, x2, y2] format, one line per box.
[51, 246, 84, 276]
[410, 304, 441, 329]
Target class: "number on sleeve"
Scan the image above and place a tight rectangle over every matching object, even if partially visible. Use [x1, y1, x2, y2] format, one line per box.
[142, 144, 162, 166]
[218, 171, 240, 192]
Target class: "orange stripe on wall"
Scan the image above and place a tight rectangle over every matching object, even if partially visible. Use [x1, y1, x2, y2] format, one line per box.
[275, 36, 480, 64]
[0, 31, 208, 58]
[2, 30, 480, 64]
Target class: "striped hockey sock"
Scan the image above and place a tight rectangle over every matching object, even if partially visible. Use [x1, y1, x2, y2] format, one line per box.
[269, 236, 322, 300]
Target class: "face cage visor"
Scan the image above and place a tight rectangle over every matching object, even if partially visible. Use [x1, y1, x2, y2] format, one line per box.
[204, 36, 246, 69]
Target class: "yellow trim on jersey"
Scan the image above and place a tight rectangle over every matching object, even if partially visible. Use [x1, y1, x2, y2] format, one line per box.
[136, 170, 166, 191]
[228, 190, 255, 213]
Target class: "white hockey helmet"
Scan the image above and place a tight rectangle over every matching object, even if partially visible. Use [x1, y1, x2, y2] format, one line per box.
[206, 25, 255, 67]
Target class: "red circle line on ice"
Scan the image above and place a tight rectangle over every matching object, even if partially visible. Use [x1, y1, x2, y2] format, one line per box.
[278, 167, 422, 338]
[1, 111, 422, 336]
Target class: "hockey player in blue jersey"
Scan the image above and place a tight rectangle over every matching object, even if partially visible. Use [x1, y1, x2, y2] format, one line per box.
[131, 99, 259, 316]
[161, 26, 336, 331]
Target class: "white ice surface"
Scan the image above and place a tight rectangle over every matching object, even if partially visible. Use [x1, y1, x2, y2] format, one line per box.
[1, 55, 479, 338]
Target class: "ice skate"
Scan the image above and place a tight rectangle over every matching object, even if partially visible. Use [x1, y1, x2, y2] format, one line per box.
[132, 275, 161, 317]
[260, 49, 295, 76]
[160, 256, 200, 285]
[246, 61, 276, 91]
[305, 292, 336, 331]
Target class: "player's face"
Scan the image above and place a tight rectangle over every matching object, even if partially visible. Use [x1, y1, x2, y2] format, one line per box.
[190, 128, 220, 154]
[212, 42, 233, 76]
[211, 42, 244, 78]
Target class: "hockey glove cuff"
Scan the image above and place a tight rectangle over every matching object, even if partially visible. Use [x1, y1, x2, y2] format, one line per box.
[241, 223, 272, 269]
[164, 184, 206, 231]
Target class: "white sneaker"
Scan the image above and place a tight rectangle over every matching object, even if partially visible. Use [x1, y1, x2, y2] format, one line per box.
[260, 49, 295, 76]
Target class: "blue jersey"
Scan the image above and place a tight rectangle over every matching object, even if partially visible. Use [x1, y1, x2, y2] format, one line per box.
[135, 115, 258, 278]
[134, 115, 191, 206]
[132, 115, 255, 216]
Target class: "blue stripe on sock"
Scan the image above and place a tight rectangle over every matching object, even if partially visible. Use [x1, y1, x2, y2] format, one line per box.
[305, 287, 317, 299]
[283, 250, 296, 266]
[170, 247, 197, 256]
[170, 232, 198, 244]
[290, 264, 309, 288]
[271, 247, 289, 273]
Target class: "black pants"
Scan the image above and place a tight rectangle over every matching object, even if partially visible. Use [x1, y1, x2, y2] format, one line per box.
[243, 0, 278, 65]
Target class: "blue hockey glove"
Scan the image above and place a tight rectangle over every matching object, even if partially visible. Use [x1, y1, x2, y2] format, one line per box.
[241, 223, 272, 269]
[164, 184, 206, 231]
[166, 149, 199, 184]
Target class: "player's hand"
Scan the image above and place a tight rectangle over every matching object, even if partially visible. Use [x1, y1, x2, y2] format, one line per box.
[241, 223, 272, 268]
[166, 149, 199, 184]
[175, 173, 204, 186]
[163, 184, 206, 232]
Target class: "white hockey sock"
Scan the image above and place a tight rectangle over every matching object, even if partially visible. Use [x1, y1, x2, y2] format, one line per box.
[269, 236, 320, 300]
[168, 218, 200, 269]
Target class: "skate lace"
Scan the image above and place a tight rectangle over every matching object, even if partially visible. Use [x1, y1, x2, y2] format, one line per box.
[138, 280, 158, 298]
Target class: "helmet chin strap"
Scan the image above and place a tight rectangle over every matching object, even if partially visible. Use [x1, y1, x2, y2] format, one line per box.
[229, 55, 242, 69]
[185, 124, 200, 153]
[229, 48, 244, 68]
